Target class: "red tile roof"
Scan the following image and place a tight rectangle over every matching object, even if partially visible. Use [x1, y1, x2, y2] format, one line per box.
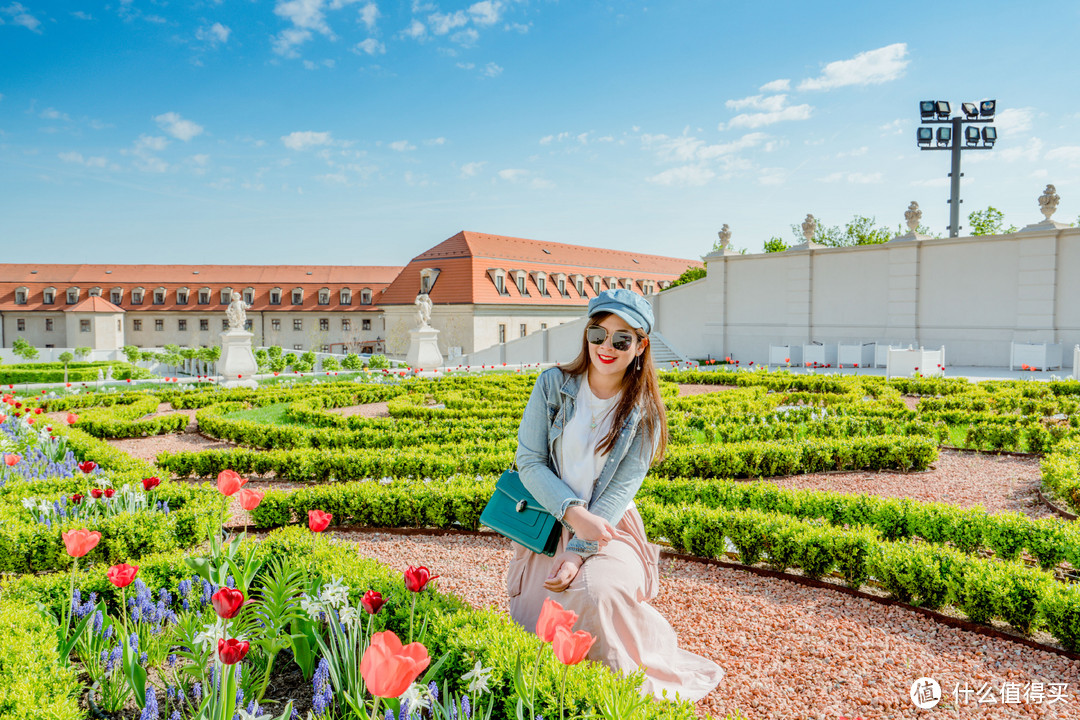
[378, 231, 701, 305]
[64, 296, 125, 313]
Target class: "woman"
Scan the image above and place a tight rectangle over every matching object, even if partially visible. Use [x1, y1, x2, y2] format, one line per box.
[509, 288, 723, 702]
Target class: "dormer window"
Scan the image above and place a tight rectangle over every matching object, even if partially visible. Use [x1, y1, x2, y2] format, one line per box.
[153, 287, 167, 305]
[340, 288, 352, 306]
[622, 278, 634, 291]
[66, 287, 81, 304]
[292, 288, 304, 305]
[43, 287, 56, 305]
[419, 268, 441, 295]
[220, 287, 233, 305]
[111, 288, 124, 305]
[243, 287, 254, 304]
[487, 269, 510, 296]
[89, 287, 102, 297]
[14, 287, 27, 305]
[270, 287, 282, 305]
[535, 274, 548, 297]
[360, 288, 372, 305]
[607, 277, 618, 291]
[176, 287, 189, 305]
[575, 277, 585, 297]
[318, 288, 330, 306]
[592, 278, 601, 296]
[131, 287, 145, 305]
[198, 287, 211, 305]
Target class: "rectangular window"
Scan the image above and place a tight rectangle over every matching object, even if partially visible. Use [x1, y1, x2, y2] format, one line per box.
[541, 323, 547, 330]
[498, 324, 506, 343]
[153, 291, 165, 305]
[318, 293, 330, 306]
[495, 275, 504, 294]
[111, 291, 123, 305]
[222, 319, 229, 331]
[341, 292, 352, 306]
[16, 319, 25, 331]
[14, 290, 26, 305]
[221, 290, 231, 305]
[558, 279, 565, 296]
[131, 292, 143, 306]
[133, 319, 142, 331]
[342, 319, 351, 331]
[293, 319, 303, 331]
[537, 277, 547, 296]
[576, 280, 584, 296]
[292, 291, 303, 305]
[67, 290, 79, 304]
[593, 280, 601, 295]
[319, 318, 329, 331]
[176, 291, 188, 306]
[516, 276, 526, 295]
[361, 290, 372, 305]
[520, 323, 527, 337]
[270, 290, 281, 305]
[362, 319, 371, 331]
[244, 319, 253, 331]
[43, 290, 55, 305]
[45, 318, 54, 331]
[198, 291, 210, 305]
[80, 319, 91, 332]
[155, 319, 164, 331]
[178, 319, 187, 331]
[272, 319, 281, 331]
[200, 319, 209, 331]
[243, 290, 254, 304]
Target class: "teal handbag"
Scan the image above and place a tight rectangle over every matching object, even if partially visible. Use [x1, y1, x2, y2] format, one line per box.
[480, 467, 562, 557]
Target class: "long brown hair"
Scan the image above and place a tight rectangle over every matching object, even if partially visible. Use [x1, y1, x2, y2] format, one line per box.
[559, 312, 668, 464]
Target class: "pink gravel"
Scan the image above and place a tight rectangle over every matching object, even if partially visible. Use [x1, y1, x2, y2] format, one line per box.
[335, 531, 1079, 720]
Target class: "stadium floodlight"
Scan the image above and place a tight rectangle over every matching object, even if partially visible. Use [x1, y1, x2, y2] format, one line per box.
[965, 126, 981, 145]
[980, 100, 996, 118]
[983, 126, 997, 147]
[920, 101, 937, 120]
[935, 101, 951, 119]
[936, 127, 952, 146]
[962, 102, 979, 119]
[917, 127, 933, 146]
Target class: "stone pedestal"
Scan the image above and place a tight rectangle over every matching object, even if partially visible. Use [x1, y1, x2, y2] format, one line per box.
[406, 327, 444, 371]
[219, 330, 259, 388]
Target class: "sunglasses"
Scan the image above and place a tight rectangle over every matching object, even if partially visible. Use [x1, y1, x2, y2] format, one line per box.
[586, 325, 636, 352]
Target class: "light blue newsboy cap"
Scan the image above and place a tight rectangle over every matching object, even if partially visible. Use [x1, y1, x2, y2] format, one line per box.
[586, 288, 654, 335]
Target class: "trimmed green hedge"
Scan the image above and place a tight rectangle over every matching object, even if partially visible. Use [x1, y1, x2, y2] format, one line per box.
[1042, 439, 1080, 514]
[0, 598, 83, 720]
[0, 361, 150, 384]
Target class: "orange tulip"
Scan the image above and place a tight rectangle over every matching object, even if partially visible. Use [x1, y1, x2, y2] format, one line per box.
[62, 529, 102, 558]
[237, 488, 264, 511]
[536, 597, 578, 643]
[360, 630, 430, 699]
[217, 469, 247, 497]
[552, 625, 595, 666]
[4, 453, 20, 467]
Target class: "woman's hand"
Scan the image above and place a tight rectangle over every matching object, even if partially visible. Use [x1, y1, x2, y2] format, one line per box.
[563, 506, 615, 548]
[544, 552, 583, 593]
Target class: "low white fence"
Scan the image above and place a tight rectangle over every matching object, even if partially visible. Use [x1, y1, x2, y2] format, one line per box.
[1009, 342, 1063, 371]
[1074, 345, 1080, 381]
[886, 346, 946, 379]
[837, 342, 876, 368]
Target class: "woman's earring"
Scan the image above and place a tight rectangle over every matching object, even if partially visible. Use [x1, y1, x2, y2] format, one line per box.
[636, 356, 642, 371]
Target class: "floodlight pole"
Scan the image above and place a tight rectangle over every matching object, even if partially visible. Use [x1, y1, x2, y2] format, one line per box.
[948, 116, 963, 238]
[918, 104, 996, 238]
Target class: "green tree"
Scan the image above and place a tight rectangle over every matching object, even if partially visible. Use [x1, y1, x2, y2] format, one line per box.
[58, 351, 74, 366]
[74, 346, 92, 361]
[341, 353, 364, 371]
[12, 338, 39, 361]
[968, 206, 1017, 236]
[763, 237, 789, 253]
[321, 356, 342, 371]
[663, 266, 706, 291]
[792, 215, 892, 248]
[122, 345, 140, 364]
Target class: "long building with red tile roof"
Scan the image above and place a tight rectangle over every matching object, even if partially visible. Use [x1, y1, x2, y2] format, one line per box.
[0, 232, 701, 357]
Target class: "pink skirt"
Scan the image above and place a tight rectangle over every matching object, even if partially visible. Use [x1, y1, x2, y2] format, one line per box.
[507, 505, 724, 702]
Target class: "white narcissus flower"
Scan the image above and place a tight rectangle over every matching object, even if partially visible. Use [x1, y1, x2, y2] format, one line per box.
[338, 604, 359, 626]
[400, 683, 433, 711]
[321, 576, 350, 610]
[21, 497, 37, 510]
[462, 660, 493, 694]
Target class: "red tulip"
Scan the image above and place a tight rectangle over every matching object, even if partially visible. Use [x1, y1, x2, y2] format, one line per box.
[34, 407, 42, 414]
[78, 461, 97, 474]
[237, 488, 264, 511]
[785, 357, 790, 363]
[90, 488, 104, 499]
[62, 529, 102, 558]
[404, 565, 439, 593]
[45, 425, 52, 432]
[103, 488, 116, 499]
[536, 597, 578, 643]
[360, 631, 430, 699]
[3, 453, 19, 467]
[552, 625, 596, 665]
[141, 476, 161, 491]
[27, 418, 34, 425]
[308, 509, 332, 532]
[216, 469, 247, 497]
[71, 493, 84, 504]
[0, 415, 5, 424]
[362, 590, 386, 615]
[211, 587, 246, 619]
[107, 563, 139, 588]
[218, 638, 250, 665]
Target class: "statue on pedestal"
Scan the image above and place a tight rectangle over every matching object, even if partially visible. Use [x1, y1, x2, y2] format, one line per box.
[801, 214, 817, 243]
[905, 201, 922, 232]
[1039, 184, 1060, 221]
[414, 293, 433, 329]
[717, 224, 731, 251]
[226, 292, 250, 331]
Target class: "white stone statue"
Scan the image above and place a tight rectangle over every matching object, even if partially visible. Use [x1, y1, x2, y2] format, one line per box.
[801, 214, 817, 242]
[97, 368, 104, 383]
[717, 224, 732, 250]
[1039, 184, 1060, 221]
[225, 291, 250, 331]
[414, 293, 433, 329]
[105, 365, 113, 381]
[905, 201, 922, 232]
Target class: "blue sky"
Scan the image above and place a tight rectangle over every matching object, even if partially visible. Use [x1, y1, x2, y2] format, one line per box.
[2, 0, 1078, 265]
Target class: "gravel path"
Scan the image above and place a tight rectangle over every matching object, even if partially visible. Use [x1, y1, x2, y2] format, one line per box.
[335, 531, 1079, 720]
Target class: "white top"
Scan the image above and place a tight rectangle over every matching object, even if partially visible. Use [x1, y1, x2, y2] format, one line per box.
[556, 370, 621, 502]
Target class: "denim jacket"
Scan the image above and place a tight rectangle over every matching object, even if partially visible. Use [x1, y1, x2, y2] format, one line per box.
[515, 367, 658, 559]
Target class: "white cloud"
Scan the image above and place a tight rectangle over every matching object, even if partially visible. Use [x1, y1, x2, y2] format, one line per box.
[997, 137, 1043, 163]
[1, 3, 41, 32]
[71, 11, 92, 20]
[726, 94, 788, 113]
[820, 171, 882, 183]
[452, 28, 478, 47]
[40, 108, 71, 121]
[497, 168, 553, 188]
[303, 58, 336, 69]
[1045, 145, 1080, 167]
[190, 154, 210, 166]
[726, 103, 812, 129]
[643, 131, 768, 163]
[757, 168, 787, 186]
[456, 62, 474, 70]
[355, 38, 385, 54]
[389, 140, 415, 151]
[469, 0, 501, 25]
[498, 168, 526, 181]
[154, 112, 204, 141]
[273, 27, 313, 57]
[505, 21, 529, 33]
[428, 10, 467, 34]
[993, 107, 1034, 135]
[135, 135, 169, 152]
[273, 0, 363, 56]
[481, 62, 502, 77]
[196, 22, 231, 45]
[836, 146, 868, 158]
[359, 2, 379, 30]
[402, 19, 426, 38]
[759, 79, 790, 93]
[129, 135, 170, 173]
[540, 132, 569, 145]
[282, 130, 333, 150]
[798, 43, 909, 91]
[58, 151, 107, 168]
[460, 161, 485, 177]
[647, 165, 715, 187]
[879, 119, 906, 135]
[424, 137, 445, 146]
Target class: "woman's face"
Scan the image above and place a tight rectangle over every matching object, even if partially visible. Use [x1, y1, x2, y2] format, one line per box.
[587, 314, 646, 381]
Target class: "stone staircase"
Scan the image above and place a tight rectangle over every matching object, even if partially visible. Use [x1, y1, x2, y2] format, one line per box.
[648, 331, 693, 367]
